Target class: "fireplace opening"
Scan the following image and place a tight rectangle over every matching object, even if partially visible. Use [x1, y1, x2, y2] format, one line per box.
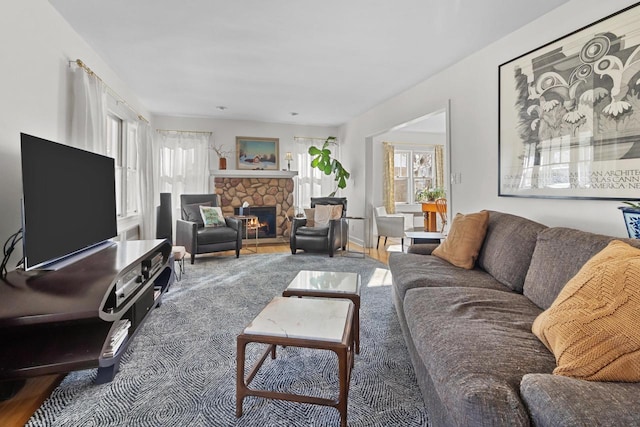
[234, 206, 277, 238]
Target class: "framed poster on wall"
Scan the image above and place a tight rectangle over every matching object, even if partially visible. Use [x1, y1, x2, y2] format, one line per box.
[499, 2, 640, 200]
[236, 137, 280, 170]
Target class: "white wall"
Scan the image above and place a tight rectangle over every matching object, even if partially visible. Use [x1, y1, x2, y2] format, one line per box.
[152, 115, 338, 190]
[340, 0, 638, 238]
[0, 0, 149, 264]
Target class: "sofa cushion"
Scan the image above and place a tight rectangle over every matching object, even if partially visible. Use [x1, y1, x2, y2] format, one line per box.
[196, 225, 238, 245]
[523, 227, 640, 310]
[532, 240, 640, 381]
[388, 252, 510, 301]
[520, 373, 640, 427]
[432, 210, 489, 269]
[404, 287, 556, 426]
[477, 211, 547, 293]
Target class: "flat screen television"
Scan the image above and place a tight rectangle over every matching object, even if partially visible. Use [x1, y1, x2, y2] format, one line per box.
[20, 133, 118, 270]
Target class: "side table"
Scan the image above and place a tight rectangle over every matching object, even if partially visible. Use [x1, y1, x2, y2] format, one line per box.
[231, 215, 259, 253]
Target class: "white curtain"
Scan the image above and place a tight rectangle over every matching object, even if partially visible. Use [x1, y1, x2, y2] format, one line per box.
[154, 131, 210, 234]
[70, 66, 107, 154]
[293, 137, 338, 212]
[138, 122, 155, 239]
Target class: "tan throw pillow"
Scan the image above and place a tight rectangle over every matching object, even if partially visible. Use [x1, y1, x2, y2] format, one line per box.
[314, 204, 343, 227]
[304, 208, 315, 227]
[532, 240, 640, 382]
[432, 210, 489, 269]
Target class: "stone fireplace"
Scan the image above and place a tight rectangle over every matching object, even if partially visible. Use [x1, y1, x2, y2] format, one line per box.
[212, 170, 297, 239]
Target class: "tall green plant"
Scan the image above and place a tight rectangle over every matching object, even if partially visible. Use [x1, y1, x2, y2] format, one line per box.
[308, 136, 350, 197]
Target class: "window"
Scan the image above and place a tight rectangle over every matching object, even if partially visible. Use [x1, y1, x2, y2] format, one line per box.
[394, 149, 434, 203]
[106, 113, 138, 218]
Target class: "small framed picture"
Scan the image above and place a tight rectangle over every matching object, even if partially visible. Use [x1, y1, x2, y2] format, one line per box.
[236, 137, 279, 170]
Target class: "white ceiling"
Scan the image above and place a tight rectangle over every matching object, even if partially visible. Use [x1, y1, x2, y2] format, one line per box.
[49, 0, 570, 126]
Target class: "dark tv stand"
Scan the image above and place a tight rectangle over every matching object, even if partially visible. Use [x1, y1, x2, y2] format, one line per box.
[0, 240, 173, 385]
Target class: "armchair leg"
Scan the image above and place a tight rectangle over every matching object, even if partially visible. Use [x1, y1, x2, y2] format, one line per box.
[236, 248, 240, 258]
[190, 253, 195, 264]
[384, 236, 388, 246]
[376, 236, 380, 249]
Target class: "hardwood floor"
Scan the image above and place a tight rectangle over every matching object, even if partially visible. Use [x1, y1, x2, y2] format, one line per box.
[0, 239, 398, 426]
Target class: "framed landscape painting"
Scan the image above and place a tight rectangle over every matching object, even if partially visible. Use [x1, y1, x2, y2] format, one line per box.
[236, 137, 279, 170]
[499, 3, 640, 200]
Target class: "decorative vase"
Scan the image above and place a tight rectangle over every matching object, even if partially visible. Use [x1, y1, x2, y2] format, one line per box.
[619, 207, 640, 238]
[219, 157, 227, 170]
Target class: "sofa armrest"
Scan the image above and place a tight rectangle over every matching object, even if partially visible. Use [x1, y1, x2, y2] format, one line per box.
[290, 217, 307, 251]
[520, 373, 640, 427]
[225, 216, 243, 249]
[176, 219, 198, 255]
[407, 243, 440, 255]
[291, 217, 307, 233]
[224, 216, 241, 232]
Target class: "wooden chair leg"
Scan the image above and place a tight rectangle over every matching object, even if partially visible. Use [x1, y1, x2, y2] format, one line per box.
[384, 236, 388, 246]
[376, 236, 380, 249]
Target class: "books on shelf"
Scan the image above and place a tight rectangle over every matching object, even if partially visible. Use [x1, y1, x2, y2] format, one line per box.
[103, 319, 131, 358]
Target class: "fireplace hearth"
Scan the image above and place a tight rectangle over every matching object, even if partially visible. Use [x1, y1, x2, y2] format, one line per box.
[234, 206, 277, 239]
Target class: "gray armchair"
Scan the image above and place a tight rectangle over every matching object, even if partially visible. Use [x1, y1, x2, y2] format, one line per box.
[290, 197, 348, 257]
[373, 206, 413, 249]
[176, 194, 242, 263]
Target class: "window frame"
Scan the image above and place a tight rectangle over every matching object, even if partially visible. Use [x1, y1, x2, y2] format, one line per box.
[106, 99, 139, 222]
[393, 148, 436, 204]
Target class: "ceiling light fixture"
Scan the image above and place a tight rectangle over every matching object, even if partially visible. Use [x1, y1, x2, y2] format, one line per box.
[290, 112, 299, 116]
[216, 106, 227, 111]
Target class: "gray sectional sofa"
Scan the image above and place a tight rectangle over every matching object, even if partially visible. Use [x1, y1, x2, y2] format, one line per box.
[389, 210, 640, 426]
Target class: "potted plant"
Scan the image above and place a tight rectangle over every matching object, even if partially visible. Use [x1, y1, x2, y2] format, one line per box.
[619, 201, 640, 238]
[416, 187, 445, 202]
[308, 136, 350, 197]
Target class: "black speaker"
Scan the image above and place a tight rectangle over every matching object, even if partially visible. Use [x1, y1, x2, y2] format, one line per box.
[156, 193, 172, 243]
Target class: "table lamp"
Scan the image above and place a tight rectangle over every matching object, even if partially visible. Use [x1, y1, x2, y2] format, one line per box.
[285, 152, 293, 171]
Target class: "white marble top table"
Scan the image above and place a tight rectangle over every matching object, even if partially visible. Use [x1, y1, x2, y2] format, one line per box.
[285, 270, 361, 295]
[244, 296, 352, 342]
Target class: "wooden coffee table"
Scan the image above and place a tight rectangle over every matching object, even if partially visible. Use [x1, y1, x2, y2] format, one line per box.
[283, 270, 362, 354]
[236, 296, 355, 427]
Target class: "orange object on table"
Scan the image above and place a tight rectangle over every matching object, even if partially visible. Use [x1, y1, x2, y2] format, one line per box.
[421, 202, 444, 232]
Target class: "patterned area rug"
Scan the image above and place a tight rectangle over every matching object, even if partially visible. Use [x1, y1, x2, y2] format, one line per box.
[28, 253, 428, 426]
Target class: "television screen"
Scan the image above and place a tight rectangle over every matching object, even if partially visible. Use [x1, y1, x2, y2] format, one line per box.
[20, 133, 118, 270]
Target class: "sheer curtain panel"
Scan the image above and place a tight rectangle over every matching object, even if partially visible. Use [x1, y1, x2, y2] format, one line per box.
[70, 66, 107, 154]
[154, 131, 210, 235]
[138, 123, 155, 239]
